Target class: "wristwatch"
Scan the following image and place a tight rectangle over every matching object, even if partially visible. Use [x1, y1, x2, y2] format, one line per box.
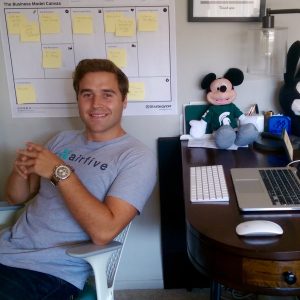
[50, 164, 74, 186]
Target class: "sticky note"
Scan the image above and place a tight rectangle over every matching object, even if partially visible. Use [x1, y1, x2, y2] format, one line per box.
[104, 12, 123, 33]
[138, 12, 158, 32]
[107, 48, 127, 68]
[7, 13, 25, 35]
[39, 12, 61, 34]
[16, 84, 36, 104]
[42, 48, 62, 69]
[72, 14, 93, 34]
[115, 17, 135, 37]
[128, 82, 145, 101]
[20, 21, 40, 42]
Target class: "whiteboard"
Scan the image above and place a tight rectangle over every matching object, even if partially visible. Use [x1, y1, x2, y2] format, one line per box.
[0, 0, 177, 117]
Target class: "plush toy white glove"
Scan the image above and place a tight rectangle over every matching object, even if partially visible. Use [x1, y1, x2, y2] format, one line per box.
[291, 99, 300, 115]
[189, 119, 207, 139]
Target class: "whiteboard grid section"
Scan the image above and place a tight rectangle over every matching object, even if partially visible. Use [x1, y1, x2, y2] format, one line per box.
[190, 165, 229, 202]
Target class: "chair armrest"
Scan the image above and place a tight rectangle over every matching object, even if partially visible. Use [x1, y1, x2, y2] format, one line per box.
[67, 241, 123, 299]
[0, 201, 23, 211]
[66, 241, 122, 258]
[0, 201, 24, 229]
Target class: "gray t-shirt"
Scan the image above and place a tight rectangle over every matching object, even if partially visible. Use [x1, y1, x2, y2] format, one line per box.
[0, 130, 157, 289]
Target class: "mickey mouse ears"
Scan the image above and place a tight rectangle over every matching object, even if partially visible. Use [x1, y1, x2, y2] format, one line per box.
[200, 68, 244, 90]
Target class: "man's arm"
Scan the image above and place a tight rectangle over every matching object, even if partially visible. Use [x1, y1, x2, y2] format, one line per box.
[5, 153, 40, 205]
[57, 176, 137, 245]
[16, 142, 137, 245]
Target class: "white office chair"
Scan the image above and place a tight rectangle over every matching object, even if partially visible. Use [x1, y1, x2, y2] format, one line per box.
[67, 223, 131, 300]
[0, 202, 131, 300]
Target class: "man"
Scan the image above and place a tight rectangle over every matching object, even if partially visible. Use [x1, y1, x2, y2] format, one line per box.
[0, 59, 157, 299]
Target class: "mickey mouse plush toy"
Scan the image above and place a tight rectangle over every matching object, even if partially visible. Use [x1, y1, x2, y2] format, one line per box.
[279, 40, 300, 136]
[189, 68, 259, 149]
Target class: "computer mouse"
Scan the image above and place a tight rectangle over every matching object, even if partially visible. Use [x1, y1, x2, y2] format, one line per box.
[236, 220, 283, 237]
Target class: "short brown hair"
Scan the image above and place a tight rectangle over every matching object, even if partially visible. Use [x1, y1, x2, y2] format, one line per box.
[73, 59, 129, 100]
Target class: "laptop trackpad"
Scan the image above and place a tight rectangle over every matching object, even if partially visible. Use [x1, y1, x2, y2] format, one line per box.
[235, 180, 264, 194]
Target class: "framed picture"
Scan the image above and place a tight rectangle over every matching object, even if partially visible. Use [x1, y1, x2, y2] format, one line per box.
[188, 0, 266, 22]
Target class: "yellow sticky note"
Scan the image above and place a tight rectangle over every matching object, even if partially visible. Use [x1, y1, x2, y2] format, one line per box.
[128, 82, 145, 101]
[107, 48, 127, 68]
[43, 48, 62, 69]
[20, 21, 40, 42]
[7, 13, 25, 35]
[16, 84, 36, 104]
[39, 13, 61, 34]
[72, 14, 93, 34]
[116, 17, 135, 37]
[104, 12, 123, 33]
[138, 12, 158, 32]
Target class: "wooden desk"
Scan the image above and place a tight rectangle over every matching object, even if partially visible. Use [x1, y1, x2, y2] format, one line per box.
[181, 141, 300, 299]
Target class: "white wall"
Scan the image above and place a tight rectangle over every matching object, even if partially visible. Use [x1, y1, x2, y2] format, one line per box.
[0, 0, 299, 290]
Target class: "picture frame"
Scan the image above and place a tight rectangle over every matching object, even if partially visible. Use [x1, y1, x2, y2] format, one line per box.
[188, 0, 266, 22]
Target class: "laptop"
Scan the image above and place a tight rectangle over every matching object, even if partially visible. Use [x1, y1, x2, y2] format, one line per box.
[231, 129, 300, 212]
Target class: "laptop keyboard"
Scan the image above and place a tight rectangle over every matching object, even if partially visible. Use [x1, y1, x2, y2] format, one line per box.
[259, 169, 300, 205]
[190, 165, 229, 202]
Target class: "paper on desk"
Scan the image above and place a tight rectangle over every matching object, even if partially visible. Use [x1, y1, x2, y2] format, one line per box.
[186, 134, 239, 150]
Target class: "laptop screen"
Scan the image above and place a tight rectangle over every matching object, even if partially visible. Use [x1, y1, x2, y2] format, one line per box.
[282, 129, 293, 162]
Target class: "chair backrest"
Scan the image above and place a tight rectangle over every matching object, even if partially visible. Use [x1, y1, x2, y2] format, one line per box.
[183, 104, 212, 134]
[106, 223, 131, 288]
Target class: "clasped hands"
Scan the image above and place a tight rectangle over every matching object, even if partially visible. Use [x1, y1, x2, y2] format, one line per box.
[15, 142, 63, 180]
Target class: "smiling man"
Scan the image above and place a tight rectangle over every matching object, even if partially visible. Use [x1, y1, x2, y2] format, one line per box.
[0, 59, 157, 299]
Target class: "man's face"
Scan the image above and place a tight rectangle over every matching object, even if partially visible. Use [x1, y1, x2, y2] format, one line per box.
[77, 71, 127, 141]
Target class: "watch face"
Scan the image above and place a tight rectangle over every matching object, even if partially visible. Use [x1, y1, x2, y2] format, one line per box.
[55, 165, 71, 180]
